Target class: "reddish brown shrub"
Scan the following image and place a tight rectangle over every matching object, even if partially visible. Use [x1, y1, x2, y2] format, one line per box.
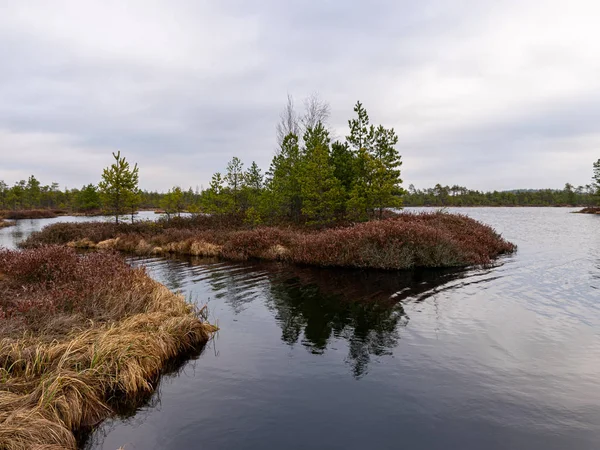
[0, 209, 64, 220]
[20, 212, 516, 270]
[291, 213, 514, 269]
[578, 207, 600, 214]
[221, 227, 296, 260]
[0, 247, 154, 334]
[0, 246, 215, 450]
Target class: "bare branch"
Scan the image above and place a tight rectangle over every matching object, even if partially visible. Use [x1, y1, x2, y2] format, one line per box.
[275, 94, 300, 149]
[300, 92, 331, 132]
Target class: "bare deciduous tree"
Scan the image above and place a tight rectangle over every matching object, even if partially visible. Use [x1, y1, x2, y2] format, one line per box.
[276, 94, 300, 148]
[275, 93, 333, 151]
[300, 92, 331, 132]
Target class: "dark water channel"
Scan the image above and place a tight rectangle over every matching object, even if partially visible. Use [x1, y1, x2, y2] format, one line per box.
[1, 208, 599, 450]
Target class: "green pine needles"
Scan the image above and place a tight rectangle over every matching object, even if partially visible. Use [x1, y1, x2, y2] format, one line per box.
[203, 100, 404, 225]
[593, 158, 600, 204]
[98, 151, 140, 223]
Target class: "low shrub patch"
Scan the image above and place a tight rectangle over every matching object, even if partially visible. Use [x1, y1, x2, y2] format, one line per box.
[0, 209, 68, 220]
[21, 212, 516, 270]
[576, 206, 600, 214]
[0, 246, 215, 449]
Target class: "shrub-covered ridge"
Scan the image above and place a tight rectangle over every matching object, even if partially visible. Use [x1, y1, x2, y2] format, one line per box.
[21, 212, 516, 270]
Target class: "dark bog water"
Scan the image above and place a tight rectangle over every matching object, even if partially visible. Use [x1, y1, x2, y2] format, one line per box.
[2, 208, 599, 450]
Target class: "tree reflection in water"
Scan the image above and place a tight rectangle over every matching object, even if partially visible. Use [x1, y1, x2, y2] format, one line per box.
[136, 255, 467, 378]
[263, 265, 464, 378]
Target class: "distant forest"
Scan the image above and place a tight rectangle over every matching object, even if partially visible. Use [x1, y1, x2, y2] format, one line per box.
[403, 183, 597, 207]
[1, 177, 595, 215]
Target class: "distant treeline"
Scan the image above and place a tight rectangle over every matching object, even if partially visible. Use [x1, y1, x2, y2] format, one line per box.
[0, 177, 198, 213]
[1, 175, 597, 217]
[1, 176, 596, 216]
[403, 183, 597, 207]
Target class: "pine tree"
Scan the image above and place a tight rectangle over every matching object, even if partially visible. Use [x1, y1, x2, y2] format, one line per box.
[299, 123, 345, 224]
[202, 173, 231, 215]
[346, 101, 374, 152]
[98, 151, 139, 224]
[243, 161, 264, 221]
[593, 159, 600, 204]
[330, 140, 356, 194]
[125, 189, 142, 223]
[245, 161, 263, 191]
[564, 183, 576, 206]
[265, 133, 302, 222]
[347, 149, 374, 221]
[75, 184, 101, 212]
[160, 186, 185, 219]
[0, 181, 7, 210]
[25, 175, 41, 209]
[346, 101, 403, 218]
[225, 156, 245, 212]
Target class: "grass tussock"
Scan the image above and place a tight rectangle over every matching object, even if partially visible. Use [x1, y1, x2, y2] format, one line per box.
[22, 212, 516, 270]
[0, 220, 15, 229]
[0, 246, 215, 450]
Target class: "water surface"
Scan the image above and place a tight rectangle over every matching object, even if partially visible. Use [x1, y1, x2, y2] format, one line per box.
[2, 208, 599, 450]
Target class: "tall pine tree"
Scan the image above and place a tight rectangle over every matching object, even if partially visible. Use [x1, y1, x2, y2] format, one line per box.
[346, 101, 403, 219]
[98, 151, 139, 224]
[299, 123, 345, 224]
[265, 133, 303, 222]
[593, 159, 600, 204]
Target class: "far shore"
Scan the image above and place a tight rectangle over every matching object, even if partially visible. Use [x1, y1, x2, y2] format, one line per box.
[0, 208, 165, 221]
[0, 204, 591, 226]
[404, 204, 587, 208]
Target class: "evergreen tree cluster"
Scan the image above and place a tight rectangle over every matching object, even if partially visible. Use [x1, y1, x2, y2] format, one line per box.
[593, 159, 600, 201]
[0, 176, 102, 212]
[200, 101, 404, 225]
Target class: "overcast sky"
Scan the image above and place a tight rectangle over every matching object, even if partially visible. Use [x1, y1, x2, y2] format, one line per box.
[1, 0, 599, 192]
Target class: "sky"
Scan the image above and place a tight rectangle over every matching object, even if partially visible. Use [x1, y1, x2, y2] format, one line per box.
[1, 0, 599, 192]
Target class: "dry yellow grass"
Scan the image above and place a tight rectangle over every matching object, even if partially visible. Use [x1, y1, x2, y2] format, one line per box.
[189, 240, 222, 257]
[68, 238, 224, 259]
[262, 244, 290, 260]
[0, 220, 16, 229]
[0, 249, 216, 450]
[66, 238, 96, 249]
[96, 238, 119, 250]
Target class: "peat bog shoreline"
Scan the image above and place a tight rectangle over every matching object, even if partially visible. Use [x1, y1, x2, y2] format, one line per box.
[20, 211, 516, 271]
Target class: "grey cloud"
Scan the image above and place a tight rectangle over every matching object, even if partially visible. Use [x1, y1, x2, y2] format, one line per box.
[0, 0, 599, 191]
